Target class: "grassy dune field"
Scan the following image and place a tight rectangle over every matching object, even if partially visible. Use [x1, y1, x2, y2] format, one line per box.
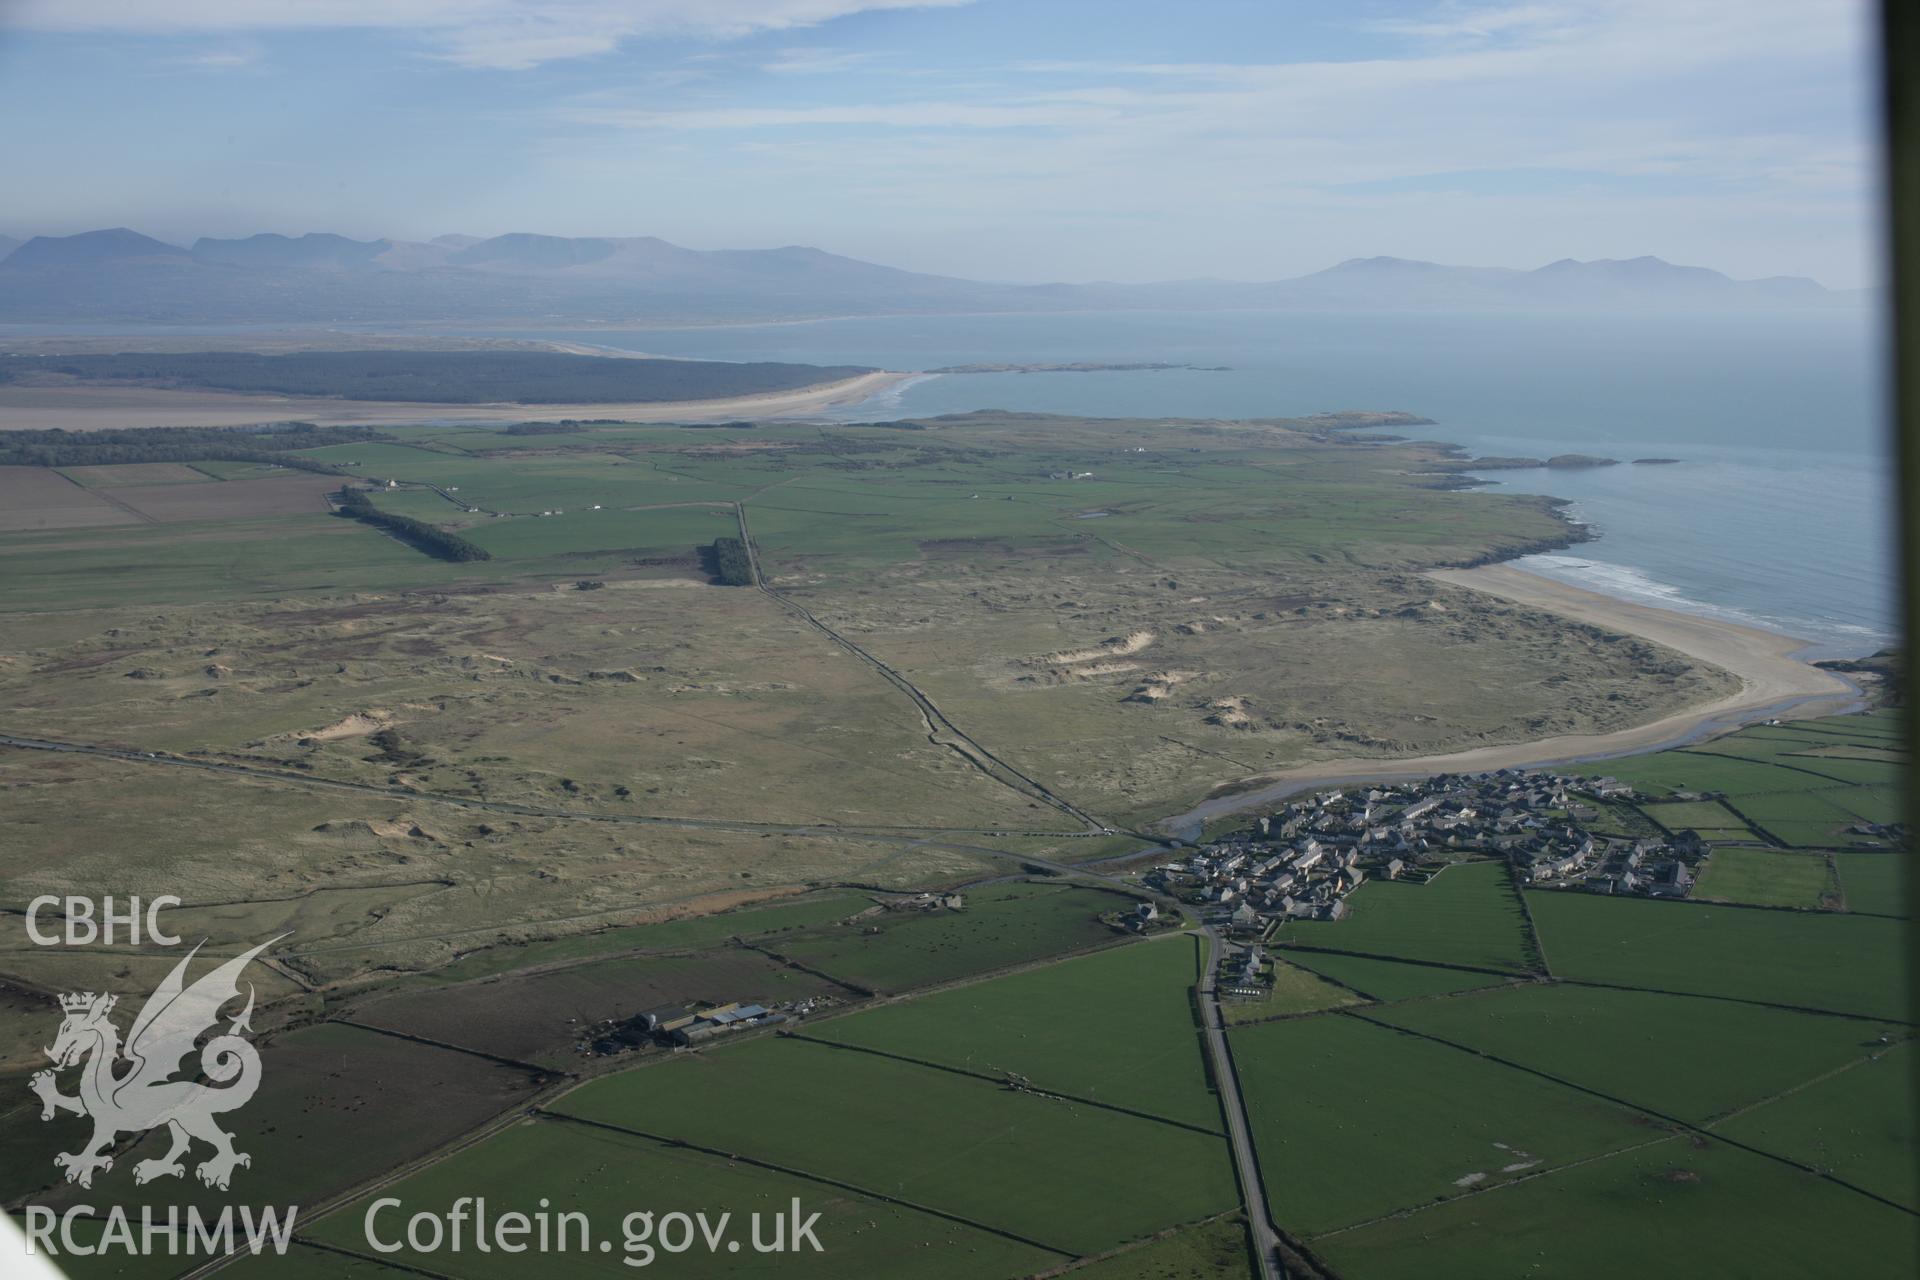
[769, 881, 1137, 992]
[2, 412, 1895, 1280]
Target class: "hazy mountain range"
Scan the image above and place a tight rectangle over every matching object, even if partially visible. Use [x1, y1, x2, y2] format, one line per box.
[0, 227, 1858, 326]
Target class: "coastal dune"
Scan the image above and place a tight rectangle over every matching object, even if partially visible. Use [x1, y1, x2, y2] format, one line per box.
[1427, 563, 1856, 722]
[1169, 563, 1859, 831]
[0, 369, 916, 431]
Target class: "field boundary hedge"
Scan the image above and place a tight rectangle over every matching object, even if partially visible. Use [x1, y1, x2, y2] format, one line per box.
[335, 486, 492, 562]
[784, 1030, 1226, 1137]
[539, 1109, 1076, 1258]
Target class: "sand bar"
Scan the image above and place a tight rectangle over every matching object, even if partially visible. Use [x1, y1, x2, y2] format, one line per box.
[1163, 562, 1859, 834]
[0, 369, 916, 431]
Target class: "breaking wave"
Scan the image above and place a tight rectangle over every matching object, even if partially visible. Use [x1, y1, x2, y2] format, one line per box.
[1517, 554, 1889, 657]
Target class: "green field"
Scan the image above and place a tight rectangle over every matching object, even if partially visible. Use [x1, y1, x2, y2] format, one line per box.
[1315, 1136, 1920, 1279]
[183, 458, 289, 480]
[59, 462, 216, 487]
[462, 504, 736, 561]
[1830, 784, 1907, 827]
[553, 1036, 1237, 1255]
[1569, 713, 1904, 851]
[772, 881, 1135, 992]
[1527, 891, 1911, 1020]
[0, 408, 1899, 1278]
[0, 408, 1608, 610]
[427, 892, 870, 983]
[1837, 853, 1911, 916]
[1232, 1014, 1653, 1234]
[358, 948, 845, 1068]
[1578, 751, 1821, 799]
[808, 935, 1220, 1128]
[1272, 861, 1536, 974]
[0, 512, 479, 609]
[1219, 958, 1362, 1024]
[220, 1244, 425, 1279]
[1693, 848, 1838, 908]
[1734, 791, 1888, 847]
[1640, 797, 1757, 841]
[1065, 1216, 1255, 1280]
[304, 1118, 1061, 1279]
[1715, 1040, 1918, 1208]
[1370, 983, 1901, 1122]
[1276, 950, 1518, 1003]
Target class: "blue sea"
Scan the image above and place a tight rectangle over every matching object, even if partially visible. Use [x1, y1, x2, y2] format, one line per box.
[511, 308, 1896, 660]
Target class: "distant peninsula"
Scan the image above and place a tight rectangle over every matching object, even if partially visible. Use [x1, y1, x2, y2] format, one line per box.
[0, 349, 875, 406]
[1452, 453, 1621, 471]
[928, 361, 1231, 374]
[1294, 411, 1437, 430]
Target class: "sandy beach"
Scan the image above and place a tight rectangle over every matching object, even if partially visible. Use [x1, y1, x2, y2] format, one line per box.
[0, 369, 917, 431]
[1166, 562, 1860, 832]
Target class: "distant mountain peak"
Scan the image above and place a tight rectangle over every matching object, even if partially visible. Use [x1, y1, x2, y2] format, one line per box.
[1328, 255, 1442, 270]
[1534, 254, 1722, 278]
[192, 232, 391, 270]
[0, 227, 1845, 323]
[449, 233, 619, 269]
[1310, 255, 1519, 280]
[5, 227, 189, 269]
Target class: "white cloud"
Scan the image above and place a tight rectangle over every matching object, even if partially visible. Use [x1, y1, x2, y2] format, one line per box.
[562, 98, 1115, 131]
[762, 46, 881, 74]
[7, 0, 973, 70]
[178, 43, 264, 70]
[565, 1, 1868, 186]
[536, 0, 1877, 284]
[0, 0, 1878, 285]
[1365, 2, 1581, 43]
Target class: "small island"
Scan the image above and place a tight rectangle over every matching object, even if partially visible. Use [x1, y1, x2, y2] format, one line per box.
[1294, 410, 1438, 429]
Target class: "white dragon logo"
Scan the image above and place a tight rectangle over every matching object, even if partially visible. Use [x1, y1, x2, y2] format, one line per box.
[30, 937, 282, 1191]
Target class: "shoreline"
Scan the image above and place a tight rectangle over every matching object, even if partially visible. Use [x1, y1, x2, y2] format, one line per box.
[1159, 562, 1861, 837]
[0, 369, 919, 431]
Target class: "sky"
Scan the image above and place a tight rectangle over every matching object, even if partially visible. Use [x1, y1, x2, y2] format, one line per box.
[0, 0, 1885, 287]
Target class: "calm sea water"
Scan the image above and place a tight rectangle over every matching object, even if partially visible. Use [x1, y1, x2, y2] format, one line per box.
[511, 309, 1887, 659]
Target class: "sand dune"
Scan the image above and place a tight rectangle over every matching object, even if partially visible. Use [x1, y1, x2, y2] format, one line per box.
[1166, 563, 1859, 831]
[1427, 564, 1854, 717]
[0, 369, 916, 431]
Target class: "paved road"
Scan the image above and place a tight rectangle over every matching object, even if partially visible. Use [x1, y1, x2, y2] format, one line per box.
[1196, 925, 1288, 1280]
